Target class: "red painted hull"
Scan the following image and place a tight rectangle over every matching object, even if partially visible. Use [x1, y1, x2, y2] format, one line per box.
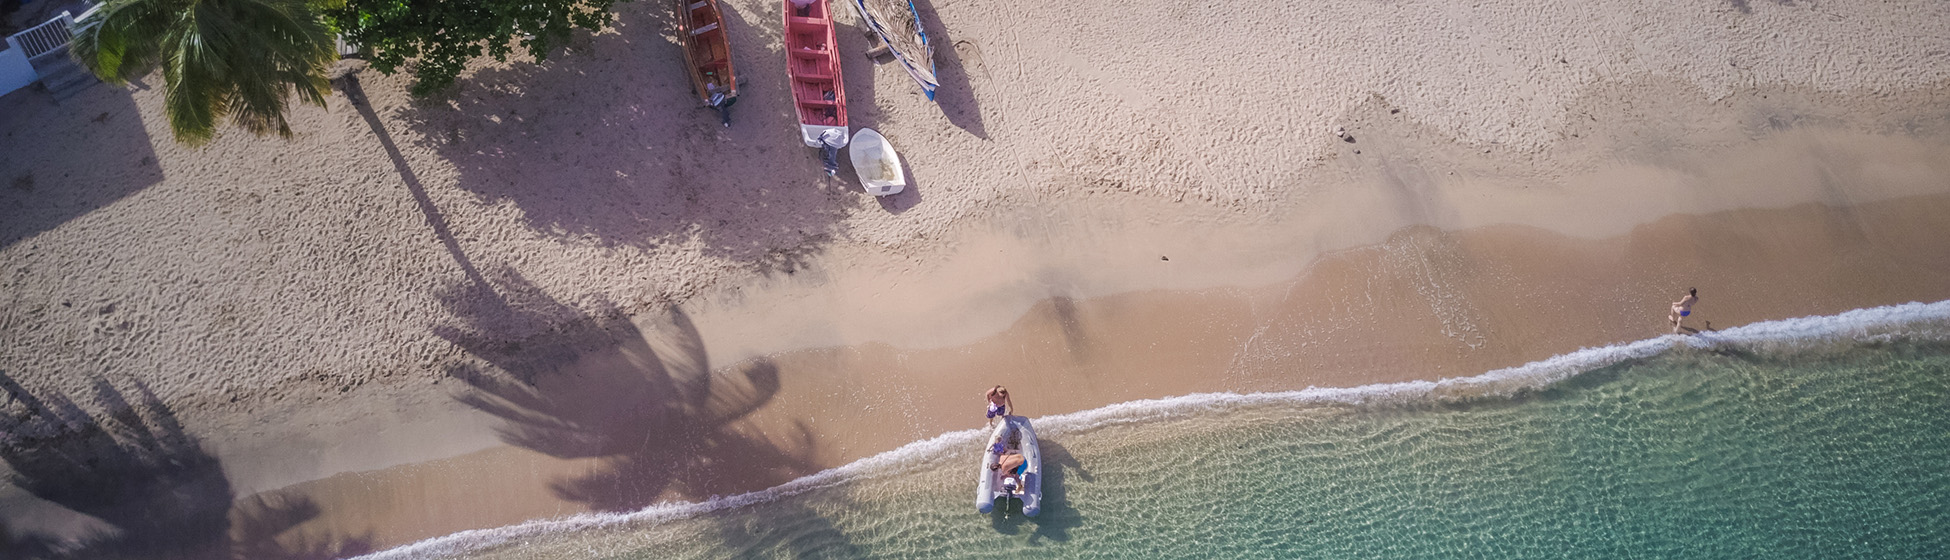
[783, 0, 847, 146]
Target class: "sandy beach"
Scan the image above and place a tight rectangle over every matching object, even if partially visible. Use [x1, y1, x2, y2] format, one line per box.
[3, 0, 1950, 556]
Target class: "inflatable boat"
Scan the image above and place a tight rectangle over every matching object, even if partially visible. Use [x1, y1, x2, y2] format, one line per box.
[975, 415, 1041, 516]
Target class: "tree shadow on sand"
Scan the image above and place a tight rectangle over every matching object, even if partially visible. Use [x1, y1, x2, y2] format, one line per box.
[433, 268, 820, 511]
[989, 439, 1089, 544]
[0, 372, 369, 559]
[0, 86, 164, 251]
[393, 2, 862, 275]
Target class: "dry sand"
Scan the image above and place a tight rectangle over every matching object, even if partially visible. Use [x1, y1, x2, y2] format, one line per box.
[3, 0, 1950, 555]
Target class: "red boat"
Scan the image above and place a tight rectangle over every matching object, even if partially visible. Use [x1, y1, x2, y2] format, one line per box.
[677, 0, 738, 126]
[784, 0, 848, 167]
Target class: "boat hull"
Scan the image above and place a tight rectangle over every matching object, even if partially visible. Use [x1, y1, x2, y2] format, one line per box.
[848, 128, 905, 196]
[676, 0, 736, 109]
[785, 0, 848, 148]
[976, 415, 1042, 516]
[849, 0, 938, 99]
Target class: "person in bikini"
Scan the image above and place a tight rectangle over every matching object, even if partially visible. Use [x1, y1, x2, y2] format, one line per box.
[985, 385, 1014, 426]
[1670, 288, 1698, 334]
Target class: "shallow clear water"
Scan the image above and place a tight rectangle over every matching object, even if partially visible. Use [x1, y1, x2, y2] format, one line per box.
[390, 320, 1950, 559]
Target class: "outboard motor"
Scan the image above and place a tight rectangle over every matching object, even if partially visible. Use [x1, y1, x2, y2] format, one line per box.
[819, 128, 847, 176]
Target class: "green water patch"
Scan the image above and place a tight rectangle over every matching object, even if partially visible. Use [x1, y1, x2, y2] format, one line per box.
[451, 340, 1950, 559]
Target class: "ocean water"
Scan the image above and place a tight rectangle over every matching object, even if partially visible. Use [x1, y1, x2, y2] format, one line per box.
[366, 302, 1950, 559]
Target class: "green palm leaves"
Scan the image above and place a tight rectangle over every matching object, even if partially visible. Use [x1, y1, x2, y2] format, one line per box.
[71, 0, 338, 146]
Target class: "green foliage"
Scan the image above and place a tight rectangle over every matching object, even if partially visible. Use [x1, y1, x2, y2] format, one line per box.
[70, 0, 338, 146]
[322, 0, 625, 96]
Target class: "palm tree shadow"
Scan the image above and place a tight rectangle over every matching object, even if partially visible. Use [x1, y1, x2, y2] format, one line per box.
[433, 268, 820, 511]
[0, 372, 231, 559]
[229, 492, 375, 560]
[0, 372, 370, 559]
[988, 438, 1088, 542]
[336, 71, 489, 288]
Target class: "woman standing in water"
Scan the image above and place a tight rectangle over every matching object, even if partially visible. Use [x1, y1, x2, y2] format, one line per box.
[1670, 288, 1699, 334]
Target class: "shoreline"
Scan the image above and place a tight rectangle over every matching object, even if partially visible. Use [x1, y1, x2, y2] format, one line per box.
[357, 298, 1950, 560]
[262, 190, 1950, 551]
[168, 74, 1950, 504]
[5, 0, 1950, 556]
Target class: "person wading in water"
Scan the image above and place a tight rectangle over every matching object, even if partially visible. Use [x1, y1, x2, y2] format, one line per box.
[1670, 288, 1699, 334]
[985, 386, 1014, 426]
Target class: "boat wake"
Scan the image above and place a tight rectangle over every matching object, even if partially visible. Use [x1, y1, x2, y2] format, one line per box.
[358, 300, 1950, 559]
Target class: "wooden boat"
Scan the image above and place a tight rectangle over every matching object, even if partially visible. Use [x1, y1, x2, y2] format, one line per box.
[848, 0, 938, 100]
[676, 0, 738, 126]
[784, 0, 848, 155]
[976, 415, 1042, 516]
[848, 128, 905, 196]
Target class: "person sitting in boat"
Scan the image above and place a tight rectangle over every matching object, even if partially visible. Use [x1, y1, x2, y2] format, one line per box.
[992, 451, 1026, 474]
[789, 0, 814, 16]
[988, 426, 1022, 455]
[992, 450, 1027, 495]
[984, 385, 1014, 426]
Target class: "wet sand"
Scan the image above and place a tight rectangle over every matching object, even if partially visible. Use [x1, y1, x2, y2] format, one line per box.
[261, 191, 1950, 551]
[4, 0, 1950, 556]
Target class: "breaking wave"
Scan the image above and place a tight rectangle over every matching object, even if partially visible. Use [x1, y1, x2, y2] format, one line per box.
[358, 300, 1950, 560]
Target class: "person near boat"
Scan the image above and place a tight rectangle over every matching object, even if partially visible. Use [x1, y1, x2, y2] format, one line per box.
[984, 385, 1013, 426]
[705, 82, 736, 126]
[989, 428, 1027, 495]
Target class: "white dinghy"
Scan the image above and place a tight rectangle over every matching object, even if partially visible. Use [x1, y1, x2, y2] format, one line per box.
[975, 415, 1041, 516]
[847, 128, 906, 196]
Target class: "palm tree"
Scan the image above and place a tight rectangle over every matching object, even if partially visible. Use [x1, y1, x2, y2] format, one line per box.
[69, 0, 338, 146]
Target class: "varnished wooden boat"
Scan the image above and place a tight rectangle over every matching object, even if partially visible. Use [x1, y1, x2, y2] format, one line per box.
[677, 0, 738, 126]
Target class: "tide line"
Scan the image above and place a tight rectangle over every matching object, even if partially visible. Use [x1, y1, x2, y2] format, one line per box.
[358, 299, 1950, 560]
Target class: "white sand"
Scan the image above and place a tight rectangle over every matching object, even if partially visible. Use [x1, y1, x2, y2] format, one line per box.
[1, 0, 1949, 526]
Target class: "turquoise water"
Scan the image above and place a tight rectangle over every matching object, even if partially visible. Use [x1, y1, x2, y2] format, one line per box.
[373, 307, 1950, 559]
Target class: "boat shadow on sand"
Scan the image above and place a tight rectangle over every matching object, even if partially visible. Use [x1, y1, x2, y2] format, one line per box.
[988, 438, 1089, 543]
[907, 0, 987, 139]
[433, 268, 821, 511]
[828, 14, 927, 215]
[0, 372, 370, 559]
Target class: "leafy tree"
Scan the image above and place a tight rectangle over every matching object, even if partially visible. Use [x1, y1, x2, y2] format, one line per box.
[70, 0, 338, 146]
[323, 0, 625, 96]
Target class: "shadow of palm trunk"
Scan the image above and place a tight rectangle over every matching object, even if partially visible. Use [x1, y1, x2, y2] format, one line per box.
[336, 72, 489, 289]
[434, 269, 819, 512]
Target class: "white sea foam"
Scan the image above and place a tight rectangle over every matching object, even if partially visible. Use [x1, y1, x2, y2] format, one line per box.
[356, 300, 1950, 560]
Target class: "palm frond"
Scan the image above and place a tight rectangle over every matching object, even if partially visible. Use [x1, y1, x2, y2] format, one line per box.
[68, 0, 337, 146]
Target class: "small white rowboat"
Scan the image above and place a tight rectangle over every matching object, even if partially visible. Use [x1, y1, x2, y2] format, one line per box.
[848, 128, 906, 196]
